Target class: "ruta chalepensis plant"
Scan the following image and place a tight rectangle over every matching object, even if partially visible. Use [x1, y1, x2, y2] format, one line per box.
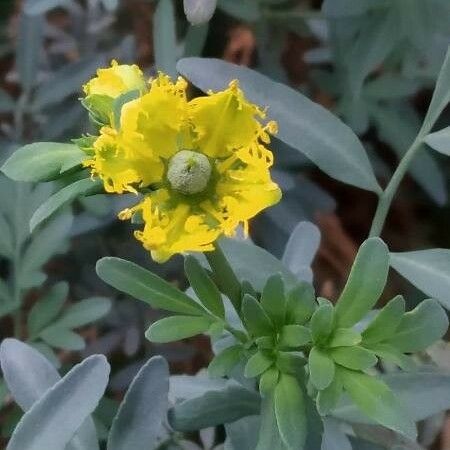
[3, 45, 450, 449]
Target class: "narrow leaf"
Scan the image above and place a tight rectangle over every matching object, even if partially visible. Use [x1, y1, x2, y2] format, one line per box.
[7, 355, 109, 450]
[185, 255, 224, 318]
[261, 274, 285, 328]
[30, 178, 102, 232]
[56, 297, 111, 329]
[424, 126, 450, 156]
[146, 315, 212, 343]
[339, 368, 416, 439]
[2, 143, 86, 182]
[331, 347, 377, 371]
[154, 0, 177, 78]
[96, 257, 205, 316]
[335, 238, 389, 327]
[107, 357, 169, 450]
[242, 294, 274, 337]
[390, 249, 450, 310]
[274, 374, 306, 450]
[309, 347, 335, 390]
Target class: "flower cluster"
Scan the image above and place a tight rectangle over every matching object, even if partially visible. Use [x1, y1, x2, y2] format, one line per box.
[80, 61, 281, 262]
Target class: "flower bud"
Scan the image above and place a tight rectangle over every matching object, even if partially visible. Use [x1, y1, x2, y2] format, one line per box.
[183, 0, 217, 25]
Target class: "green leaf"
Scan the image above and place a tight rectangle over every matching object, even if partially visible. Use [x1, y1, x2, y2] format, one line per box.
[56, 297, 111, 329]
[279, 325, 311, 348]
[0, 212, 14, 257]
[0, 339, 98, 448]
[362, 295, 405, 345]
[338, 368, 417, 439]
[96, 257, 205, 316]
[217, 0, 260, 22]
[317, 374, 343, 416]
[2, 143, 86, 182]
[335, 238, 389, 327]
[208, 345, 242, 378]
[20, 213, 72, 280]
[146, 315, 212, 343]
[390, 249, 450, 309]
[242, 294, 274, 337]
[107, 356, 169, 450]
[218, 238, 299, 292]
[422, 46, 450, 131]
[177, 58, 381, 193]
[331, 346, 377, 371]
[347, 10, 398, 97]
[261, 274, 285, 328]
[424, 126, 450, 156]
[322, 0, 384, 17]
[185, 255, 224, 318]
[274, 373, 307, 450]
[16, 13, 43, 91]
[169, 382, 260, 431]
[366, 343, 415, 371]
[30, 178, 103, 232]
[276, 352, 306, 376]
[328, 328, 362, 348]
[256, 395, 287, 450]
[364, 74, 419, 100]
[259, 367, 280, 397]
[285, 282, 316, 325]
[184, 23, 209, 56]
[154, 0, 177, 78]
[39, 326, 85, 351]
[386, 299, 448, 352]
[309, 347, 335, 390]
[310, 302, 334, 344]
[334, 371, 450, 424]
[27, 282, 68, 338]
[244, 351, 273, 378]
[7, 355, 109, 450]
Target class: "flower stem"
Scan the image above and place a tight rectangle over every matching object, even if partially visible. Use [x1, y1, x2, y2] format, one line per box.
[205, 243, 242, 312]
[369, 120, 434, 238]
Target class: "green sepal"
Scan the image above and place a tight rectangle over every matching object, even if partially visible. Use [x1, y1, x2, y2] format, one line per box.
[81, 94, 113, 126]
[278, 325, 311, 348]
[71, 135, 96, 156]
[285, 282, 316, 325]
[309, 347, 335, 390]
[362, 295, 405, 345]
[244, 350, 274, 378]
[330, 346, 377, 371]
[112, 89, 141, 130]
[208, 345, 243, 378]
[242, 294, 274, 338]
[261, 274, 286, 329]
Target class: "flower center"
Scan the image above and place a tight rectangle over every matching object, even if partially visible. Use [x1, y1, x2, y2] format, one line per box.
[167, 150, 212, 195]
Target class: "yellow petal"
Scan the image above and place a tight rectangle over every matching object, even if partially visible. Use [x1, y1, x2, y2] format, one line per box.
[85, 127, 163, 194]
[188, 80, 266, 158]
[121, 74, 189, 159]
[83, 60, 146, 99]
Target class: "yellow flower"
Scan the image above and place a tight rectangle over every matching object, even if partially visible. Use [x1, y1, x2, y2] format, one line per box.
[84, 68, 281, 262]
[83, 60, 146, 99]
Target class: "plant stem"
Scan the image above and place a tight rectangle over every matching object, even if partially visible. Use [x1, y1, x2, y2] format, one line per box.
[205, 243, 242, 313]
[12, 184, 25, 339]
[369, 121, 433, 238]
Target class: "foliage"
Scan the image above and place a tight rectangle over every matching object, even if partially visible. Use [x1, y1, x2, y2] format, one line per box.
[1, 1, 450, 450]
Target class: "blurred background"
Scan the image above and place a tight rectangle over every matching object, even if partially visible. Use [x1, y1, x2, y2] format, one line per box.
[0, 0, 450, 448]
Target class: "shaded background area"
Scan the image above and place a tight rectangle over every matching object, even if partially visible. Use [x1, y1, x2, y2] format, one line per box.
[0, 0, 449, 448]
